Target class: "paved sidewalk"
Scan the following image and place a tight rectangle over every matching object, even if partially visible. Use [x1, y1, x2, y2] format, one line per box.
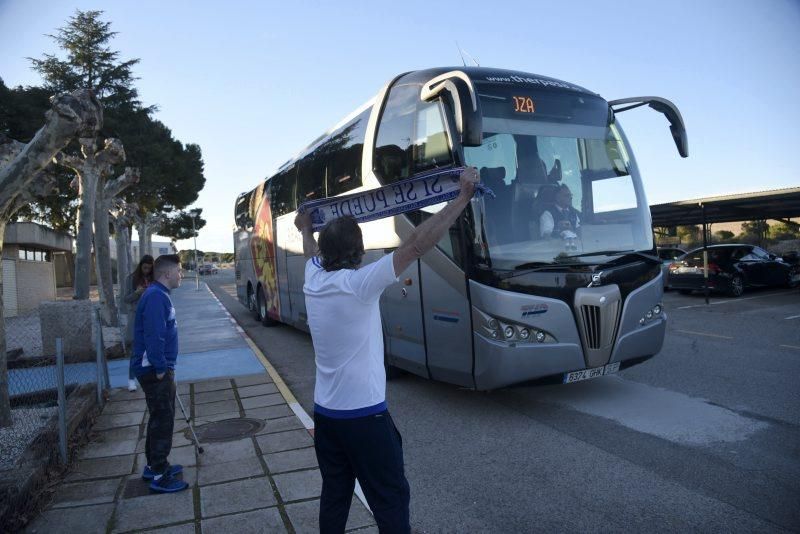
[26, 376, 376, 533]
[26, 281, 377, 533]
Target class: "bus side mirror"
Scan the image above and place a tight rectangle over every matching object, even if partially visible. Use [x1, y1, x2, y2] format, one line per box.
[421, 71, 483, 147]
[609, 96, 689, 158]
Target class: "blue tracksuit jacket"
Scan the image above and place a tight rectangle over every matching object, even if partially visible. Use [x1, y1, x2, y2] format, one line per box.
[131, 281, 178, 376]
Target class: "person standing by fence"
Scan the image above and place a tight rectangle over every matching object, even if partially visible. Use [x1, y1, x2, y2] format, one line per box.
[123, 255, 154, 391]
[130, 254, 187, 493]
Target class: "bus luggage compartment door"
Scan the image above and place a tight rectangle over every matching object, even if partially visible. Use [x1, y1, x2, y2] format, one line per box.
[380, 259, 428, 378]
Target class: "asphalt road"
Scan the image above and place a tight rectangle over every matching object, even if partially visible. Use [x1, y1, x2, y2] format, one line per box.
[205, 269, 800, 533]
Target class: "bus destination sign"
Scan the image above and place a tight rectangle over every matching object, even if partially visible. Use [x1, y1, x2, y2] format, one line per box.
[513, 96, 535, 113]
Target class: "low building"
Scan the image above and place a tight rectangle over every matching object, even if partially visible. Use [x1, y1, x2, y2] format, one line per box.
[2, 222, 73, 317]
[129, 240, 176, 261]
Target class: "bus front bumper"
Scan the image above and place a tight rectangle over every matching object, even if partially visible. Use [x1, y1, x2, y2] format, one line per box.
[472, 316, 666, 390]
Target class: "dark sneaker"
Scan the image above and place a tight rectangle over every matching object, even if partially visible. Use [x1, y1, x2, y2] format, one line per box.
[149, 473, 189, 493]
[142, 464, 183, 480]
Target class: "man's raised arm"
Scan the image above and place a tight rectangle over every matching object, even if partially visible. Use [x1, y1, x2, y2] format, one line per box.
[294, 211, 318, 259]
[393, 167, 478, 275]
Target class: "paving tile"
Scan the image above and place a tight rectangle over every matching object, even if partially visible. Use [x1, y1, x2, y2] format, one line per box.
[198, 438, 256, 465]
[26, 503, 114, 534]
[80, 438, 138, 459]
[255, 416, 305, 436]
[93, 412, 144, 431]
[137, 431, 192, 453]
[103, 400, 147, 415]
[241, 393, 285, 410]
[50, 478, 121, 509]
[256, 430, 313, 454]
[201, 507, 285, 533]
[139, 523, 196, 534]
[245, 404, 293, 420]
[193, 379, 233, 393]
[200, 476, 276, 517]
[264, 447, 318, 474]
[193, 411, 242, 424]
[347, 526, 378, 533]
[195, 399, 239, 417]
[272, 469, 322, 502]
[234, 374, 273, 388]
[194, 389, 236, 405]
[285, 497, 374, 534]
[197, 456, 265, 486]
[112, 490, 195, 533]
[95, 425, 141, 442]
[110, 388, 146, 401]
[237, 383, 278, 398]
[66, 454, 136, 481]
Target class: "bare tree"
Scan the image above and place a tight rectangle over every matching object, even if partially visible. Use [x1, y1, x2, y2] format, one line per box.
[110, 198, 139, 299]
[54, 137, 124, 300]
[0, 89, 102, 427]
[94, 166, 139, 325]
[135, 211, 167, 260]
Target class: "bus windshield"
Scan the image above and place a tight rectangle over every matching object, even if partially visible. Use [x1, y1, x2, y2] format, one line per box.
[465, 89, 653, 270]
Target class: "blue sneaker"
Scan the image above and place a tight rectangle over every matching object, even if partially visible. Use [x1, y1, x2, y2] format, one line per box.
[149, 473, 189, 493]
[141, 464, 183, 480]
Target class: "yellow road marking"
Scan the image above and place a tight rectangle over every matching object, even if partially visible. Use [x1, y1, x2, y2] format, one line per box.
[242, 335, 299, 405]
[675, 329, 733, 339]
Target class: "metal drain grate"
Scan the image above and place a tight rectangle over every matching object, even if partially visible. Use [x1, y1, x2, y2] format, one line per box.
[187, 417, 264, 443]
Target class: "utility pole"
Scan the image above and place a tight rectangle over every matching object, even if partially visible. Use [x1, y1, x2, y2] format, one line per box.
[192, 213, 199, 291]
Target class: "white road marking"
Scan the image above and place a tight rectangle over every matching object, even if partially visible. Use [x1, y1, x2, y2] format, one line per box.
[784, 314, 800, 320]
[675, 329, 733, 339]
[676, 291, 793, 310]
[780, 344, 800, 351]
[546, 376, 767, 445]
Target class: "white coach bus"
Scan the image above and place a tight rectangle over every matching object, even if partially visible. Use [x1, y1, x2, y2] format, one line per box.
[233, 67, 688, 389]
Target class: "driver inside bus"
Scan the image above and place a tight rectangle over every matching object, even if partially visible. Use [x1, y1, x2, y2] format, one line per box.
[540, 183, 581, 239]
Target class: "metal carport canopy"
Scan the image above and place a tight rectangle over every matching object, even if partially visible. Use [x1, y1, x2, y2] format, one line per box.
[650, 186, 800, 227]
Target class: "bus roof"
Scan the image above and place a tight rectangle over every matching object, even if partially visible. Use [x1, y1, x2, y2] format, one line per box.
[256, 66, 600, 191]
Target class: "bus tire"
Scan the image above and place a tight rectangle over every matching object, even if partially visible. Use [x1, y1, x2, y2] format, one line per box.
[257, 286, 280, 327]
[248, 286, 259, 320]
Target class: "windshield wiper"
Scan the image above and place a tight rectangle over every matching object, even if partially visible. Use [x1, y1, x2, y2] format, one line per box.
[562, 249, 661, 264]
[499, 261, 589, 280]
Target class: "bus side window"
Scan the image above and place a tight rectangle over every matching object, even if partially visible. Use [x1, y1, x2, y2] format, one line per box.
[270, 167, 297, 217]
[297, 154, 326, 205]
[413, 102, 452, 173]
[327, 109, 369, 196]
[374, 84, 417, 183]
[235, 191, 253, 230]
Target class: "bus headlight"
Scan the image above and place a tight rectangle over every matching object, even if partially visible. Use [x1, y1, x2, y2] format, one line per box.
[489, 318, 499, 329]
[504, 326, 515, 339]
[518, 328, 530, 340]
[645, 310, 653, 320]
[653, 304, 662, 315]
[535, 331, 546, 343]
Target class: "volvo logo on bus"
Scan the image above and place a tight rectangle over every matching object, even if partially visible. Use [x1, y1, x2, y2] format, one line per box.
[589, 272, 604, 287]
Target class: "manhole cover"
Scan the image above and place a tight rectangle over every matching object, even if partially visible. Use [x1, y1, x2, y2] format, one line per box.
[187, 417, 264, 443]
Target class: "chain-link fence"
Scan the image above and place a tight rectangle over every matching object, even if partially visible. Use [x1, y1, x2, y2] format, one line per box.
[1, 303, 110, 471]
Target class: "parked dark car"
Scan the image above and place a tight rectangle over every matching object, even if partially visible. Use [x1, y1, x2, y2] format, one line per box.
[657, 247, 687, 289]
[668, 244, 800, 297]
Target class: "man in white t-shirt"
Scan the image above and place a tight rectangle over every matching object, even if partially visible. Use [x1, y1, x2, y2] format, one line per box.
[294, 167, 478, 533]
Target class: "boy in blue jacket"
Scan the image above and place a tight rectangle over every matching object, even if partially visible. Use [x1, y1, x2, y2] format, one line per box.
[130, 254, 187, 493]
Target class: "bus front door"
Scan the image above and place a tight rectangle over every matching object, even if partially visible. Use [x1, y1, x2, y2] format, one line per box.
[381, 258, 429, 378]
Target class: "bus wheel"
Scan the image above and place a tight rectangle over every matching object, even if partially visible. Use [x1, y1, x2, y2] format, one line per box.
[257, 287, 279, 327]
[248, 287, 258, 319]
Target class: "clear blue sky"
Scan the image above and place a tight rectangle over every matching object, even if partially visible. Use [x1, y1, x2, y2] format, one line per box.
[1, 0, 798, 252]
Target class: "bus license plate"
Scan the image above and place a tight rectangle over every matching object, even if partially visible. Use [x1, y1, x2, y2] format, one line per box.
[563, 362, 620, 384]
